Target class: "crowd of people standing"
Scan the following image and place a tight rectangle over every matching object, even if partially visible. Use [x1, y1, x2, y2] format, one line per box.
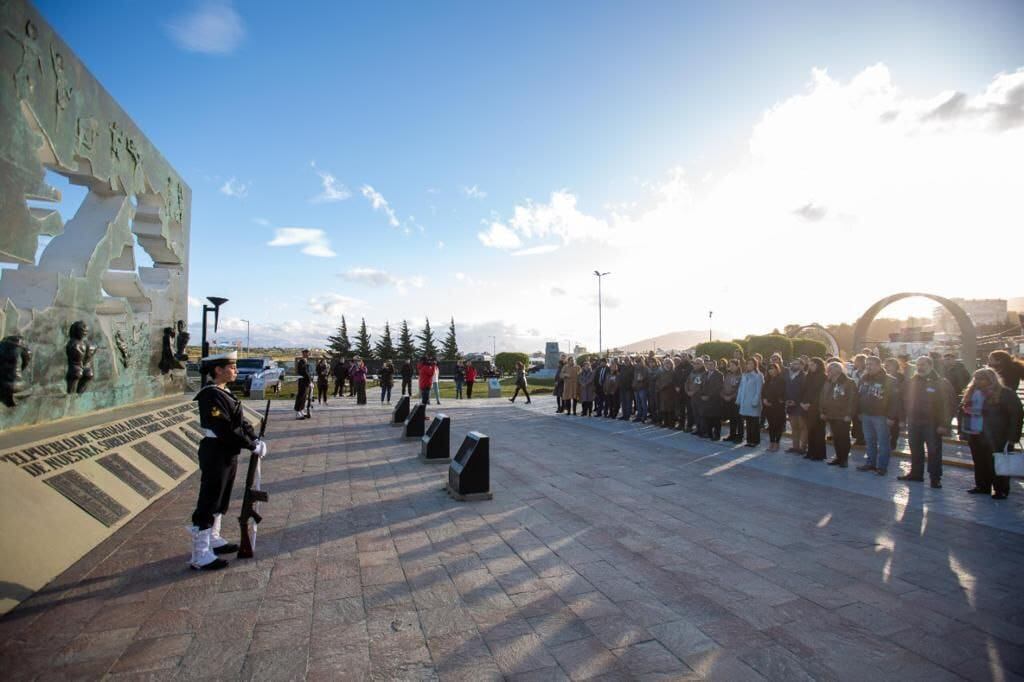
[551, 349, 1023, 499]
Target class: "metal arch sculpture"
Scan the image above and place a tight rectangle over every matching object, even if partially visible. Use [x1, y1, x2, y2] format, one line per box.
[788, 324, 841, 358]
[852, 293, 977, 370]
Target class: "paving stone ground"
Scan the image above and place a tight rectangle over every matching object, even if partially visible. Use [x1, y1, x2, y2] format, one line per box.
[1, 396, 1022, 681]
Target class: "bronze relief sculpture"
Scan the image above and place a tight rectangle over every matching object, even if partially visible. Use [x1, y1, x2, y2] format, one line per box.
[65, 321, 96, 394]
[0, 335, 32, 408]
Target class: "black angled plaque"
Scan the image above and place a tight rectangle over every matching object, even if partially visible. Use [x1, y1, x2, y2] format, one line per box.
[131, 441, 186, 478]
[392, 395, 410, 425]
[404, 402, 426, 438]
[160, 430, 196, 460]
[421, 414, 450, 461]
[447, 431, 492, 501]
[98, 453, 162, 499]
[45, 470, 129, 527]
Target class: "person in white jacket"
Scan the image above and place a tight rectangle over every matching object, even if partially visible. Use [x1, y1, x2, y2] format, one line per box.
[736, 358, 764, 447]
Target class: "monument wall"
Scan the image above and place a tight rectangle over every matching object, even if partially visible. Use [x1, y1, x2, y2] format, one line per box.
[1, 0, 191, 432]
[1, 0, 195, 615]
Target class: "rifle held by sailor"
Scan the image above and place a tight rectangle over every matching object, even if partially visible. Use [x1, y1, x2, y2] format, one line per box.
[237, 399, 271, 559]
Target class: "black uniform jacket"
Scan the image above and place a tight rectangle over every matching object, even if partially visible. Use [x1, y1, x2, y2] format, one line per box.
[195, 385, 259, 455]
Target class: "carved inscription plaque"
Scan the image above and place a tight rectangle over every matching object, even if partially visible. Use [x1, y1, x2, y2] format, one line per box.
[130, 441, 185, 479]
[44, 470, 129, 527]
[159, 430, 195, 460]
[180, 427, 202, 446]
[98, 453, 161, 499]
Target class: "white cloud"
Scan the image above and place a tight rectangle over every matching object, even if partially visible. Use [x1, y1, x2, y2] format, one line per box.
[437, 240, 445, 249]
[461, 184, 488, 199]
[252, 217, 270, 226]
[219, 177, 248, 198]
[550, 287, 566, 296]
[512, 244, 560, 257]
[308, 293, 362, 318]
[187, 296, 202, 307]
[477, 221, 522, 249]
[267, 227, 335, 258]
[166, 1, 245, 55]
[360, 185, 400, 227]
[478, 190, 612, 251]
[339, 267, 424, 295]
[312, 169, 351, 203]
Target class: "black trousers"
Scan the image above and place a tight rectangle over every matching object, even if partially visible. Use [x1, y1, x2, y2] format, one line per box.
[968, 434, 1010, 495]
[725, 402, 743, 439]
[806, 415, 827, 460]
[294, 378, 310, 412]
[828, 419, 852, 465]
[317, 379, 329, 403]
[466, 381, 474, 399]
[401, 377, 412, 396]
[702, 415, 721, 440]
[333, 376, 344, 397]
[744, 416, 761, 445]
[192, 440, 239, 529]
[767, 410, 786, 443]
[595, 391, 605, 415]
[356, 381, 367, 405]
[606, 392, 620, 418]
[511, 385, 530, 402]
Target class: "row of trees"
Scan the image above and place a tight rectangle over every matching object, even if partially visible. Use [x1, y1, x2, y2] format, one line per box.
[325, 317, 461, 361]
[694, 334, 829, 363]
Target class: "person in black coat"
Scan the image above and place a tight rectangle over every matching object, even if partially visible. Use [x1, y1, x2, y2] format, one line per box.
[331, 356, 346, 397]
[699, 360, 724, 440]
[801, 357, 827, 460]
[294, 349, 312, 419]
[762, 362, 787, 451]
[960, 367, 1023, 499]
[674, 356, 693, 431]
[400, 359, 414, 396]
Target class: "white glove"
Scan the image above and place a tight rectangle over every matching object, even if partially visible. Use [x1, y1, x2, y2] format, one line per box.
[254, 440, 268, 458]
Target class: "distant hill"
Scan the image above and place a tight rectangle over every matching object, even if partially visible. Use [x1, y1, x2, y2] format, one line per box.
[618, 330, 734, 354]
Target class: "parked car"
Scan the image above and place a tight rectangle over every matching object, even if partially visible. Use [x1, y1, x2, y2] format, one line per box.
[230, 357, 284, 396]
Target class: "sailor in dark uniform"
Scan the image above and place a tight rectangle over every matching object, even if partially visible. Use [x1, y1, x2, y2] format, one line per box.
[294, 348, 311, 419]
[188, 351, 267, 570]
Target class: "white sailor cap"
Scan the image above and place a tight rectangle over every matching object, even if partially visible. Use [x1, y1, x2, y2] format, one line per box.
[200, 350, 238, 365]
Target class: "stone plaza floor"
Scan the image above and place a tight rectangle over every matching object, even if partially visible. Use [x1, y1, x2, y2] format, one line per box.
[1, 396, 1022, 681]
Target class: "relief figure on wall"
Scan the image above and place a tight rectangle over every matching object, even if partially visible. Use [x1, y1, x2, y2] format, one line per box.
[159, 326, 179, 374]
[65, 321, 96, 394]
[174, 320, 190, 360]
[0, 335, 32, 408]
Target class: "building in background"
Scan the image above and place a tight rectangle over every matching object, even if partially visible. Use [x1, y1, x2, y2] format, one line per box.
[934, 299, 1007, 333]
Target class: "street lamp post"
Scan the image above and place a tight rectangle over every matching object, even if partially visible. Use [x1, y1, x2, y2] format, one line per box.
[200, 296, 228, 386]
[240, 319, 250, 357]
[489, 335, 496, 359]
[594, 270, 610, 354]
[708, 310, 713, 342]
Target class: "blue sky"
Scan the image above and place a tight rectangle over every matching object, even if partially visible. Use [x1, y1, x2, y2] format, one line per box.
[34, 0, 1024, 351]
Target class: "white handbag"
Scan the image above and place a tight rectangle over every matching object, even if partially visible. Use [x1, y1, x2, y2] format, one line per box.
[994, 443, 1024, 478]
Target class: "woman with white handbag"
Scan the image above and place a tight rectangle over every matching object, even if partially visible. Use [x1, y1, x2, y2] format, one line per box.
[960, 368, 1023, 500]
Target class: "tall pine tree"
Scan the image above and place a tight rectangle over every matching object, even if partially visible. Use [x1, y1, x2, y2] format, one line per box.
[326, 316, 351, 357]
[441, 316, 460, 361]
[355, 317, 373, 359]
[397, 320, 417, 359]
[417, 317, 439, 358]
[374, 321, 396, 361]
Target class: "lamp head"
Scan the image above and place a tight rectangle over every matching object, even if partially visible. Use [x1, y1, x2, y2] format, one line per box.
[207, 296, 228, 333]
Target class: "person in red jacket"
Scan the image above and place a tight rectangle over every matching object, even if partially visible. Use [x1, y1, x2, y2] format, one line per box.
[417, 357, 436, 405]
[464, 360, 478, 399]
